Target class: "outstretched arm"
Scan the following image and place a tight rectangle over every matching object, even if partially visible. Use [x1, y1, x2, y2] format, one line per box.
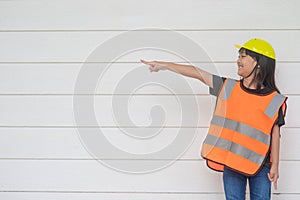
[140, 59, 213, 88]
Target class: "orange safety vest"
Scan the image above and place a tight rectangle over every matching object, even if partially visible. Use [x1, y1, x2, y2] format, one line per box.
[201, 78, 287, 176]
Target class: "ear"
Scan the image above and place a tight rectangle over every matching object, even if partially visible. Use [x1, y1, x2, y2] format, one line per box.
[252, 60, 258, 68]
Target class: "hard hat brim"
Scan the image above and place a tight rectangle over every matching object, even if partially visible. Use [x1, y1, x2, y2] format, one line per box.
[234, 44, 242, 49]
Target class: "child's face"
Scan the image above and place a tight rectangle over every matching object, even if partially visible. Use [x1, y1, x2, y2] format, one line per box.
[236, 50, 258, 78]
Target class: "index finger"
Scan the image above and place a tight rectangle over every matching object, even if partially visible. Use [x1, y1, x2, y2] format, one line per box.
[273, 179, 278, 190]
[140, 59, 150, 64]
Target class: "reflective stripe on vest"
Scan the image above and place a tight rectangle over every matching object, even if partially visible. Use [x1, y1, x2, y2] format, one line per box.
[222, 78, 236, 100]
[204, 134, 265, 165]
[211, 115, 270, 145]
[265, 93, 287, 118]
[202, 78, 287, 175]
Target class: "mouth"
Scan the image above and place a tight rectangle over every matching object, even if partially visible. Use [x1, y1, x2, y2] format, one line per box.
[237, 63, 244, 69]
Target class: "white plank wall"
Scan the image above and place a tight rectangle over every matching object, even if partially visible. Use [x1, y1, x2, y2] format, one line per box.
[0, 0, 299, 199]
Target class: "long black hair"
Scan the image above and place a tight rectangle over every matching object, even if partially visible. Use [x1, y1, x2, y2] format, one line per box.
[239, 48, 280, 93]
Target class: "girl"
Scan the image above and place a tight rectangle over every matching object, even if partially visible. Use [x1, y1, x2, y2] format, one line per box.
[141, 38, 287, 200]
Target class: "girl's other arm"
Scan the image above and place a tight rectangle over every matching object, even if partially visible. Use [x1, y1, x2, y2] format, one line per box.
[268, 124, 280, 190]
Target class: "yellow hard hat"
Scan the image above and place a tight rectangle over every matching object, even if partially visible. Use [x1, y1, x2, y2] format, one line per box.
[235, 38, 276, 60]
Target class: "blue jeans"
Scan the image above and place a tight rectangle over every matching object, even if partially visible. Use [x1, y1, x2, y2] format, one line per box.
[223, 166, 271, 200]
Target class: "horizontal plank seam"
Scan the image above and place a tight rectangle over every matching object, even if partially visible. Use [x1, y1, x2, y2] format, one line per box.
[0, 126, 298, 129]
[0, 158, 297, 161]
[0, 190, 298, 195]
[0, 191, 224, 194]
[0, 158, 205, 161]
[0, 61, 299, 64]
[0, 94, 298, 96]
[0, 29, 300, 32]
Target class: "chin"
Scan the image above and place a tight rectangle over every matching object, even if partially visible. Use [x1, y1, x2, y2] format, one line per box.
[237, 71, 243, 77]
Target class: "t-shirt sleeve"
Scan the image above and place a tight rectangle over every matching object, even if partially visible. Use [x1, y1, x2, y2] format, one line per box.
[209, 74, 226, 96]
[276, 102, 287, 127]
